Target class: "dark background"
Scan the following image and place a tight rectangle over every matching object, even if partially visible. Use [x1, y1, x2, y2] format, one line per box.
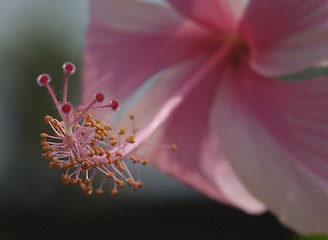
[0, 1, 301, 239]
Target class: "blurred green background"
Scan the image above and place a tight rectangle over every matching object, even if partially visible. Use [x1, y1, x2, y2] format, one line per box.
[0, 0, 314, 239]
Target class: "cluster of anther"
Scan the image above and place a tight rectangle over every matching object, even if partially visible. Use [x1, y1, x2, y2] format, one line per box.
[38, 62, 145, 196]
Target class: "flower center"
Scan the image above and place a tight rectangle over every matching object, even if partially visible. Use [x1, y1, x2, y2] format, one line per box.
[211, 32, 250, 65]
[223, 33, 249, 65]
[229, 38, 249, 65]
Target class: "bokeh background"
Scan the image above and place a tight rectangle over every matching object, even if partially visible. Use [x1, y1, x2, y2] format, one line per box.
[1, 0, 321, 239]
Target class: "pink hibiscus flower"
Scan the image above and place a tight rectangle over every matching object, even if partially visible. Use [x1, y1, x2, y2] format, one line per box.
[82, 0, 328, 234]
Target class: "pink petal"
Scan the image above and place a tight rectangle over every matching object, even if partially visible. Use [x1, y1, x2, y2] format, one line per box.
[106, 42, 266, 213]
[166, 0, 245, 32]
[240, 0, 328, 76]
[215, 61, 328, 234]
[82, 0, 211, 107]
[149, 67, 266, 214]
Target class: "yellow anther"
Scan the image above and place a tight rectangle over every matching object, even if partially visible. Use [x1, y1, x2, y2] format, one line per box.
[84, 122, 92, 127]
[70, 156, 76, 165]
[94, 134, 100, 140]
[137, 181, 143, 188]
[125, 136, 135, 144]
[142, 158, 149, 165]
[40, 133, 48, 138]
[171, 143, 177, 152]
[79, 183, 86, 190]
[99, 133, 105, 141]
[99, 125, 105, 132]
[81, 161, 90, 170]
[93, 147, 100, 155]
[114, 179, 122, 185]
[106, 156, 112, 164]
[49, 161, 55, 169]
[40, 139, 47, 146]
[105, 150, 111, 157]
[58, 164, 64, 169]
[46, 152, 54, 160]
[115, 152, 122, 157]
[82, 185, 93, 193]
[91, 160, 99, 168]
[109, 136, 117, 140]
[50, 119, 57, 126]
[88, 148, 95, 157]
[42, 144, 50, 151]
[84, 113, 92, 119]
[64, 163, 72, 170]
[110, 189, 118, 197]
[85, 185, 93, 191]
[95, 189, 104, 196]
[97, 125, 105, 132]
[90, 139, 97, 147]
[85, 178, 91, 185]
[130, 156, 139, 163]
[71, 178, 82, 186]
[110, 140, 117, 146]
[106, 172, 114, 178]
[127, 178, 133, 187]
[44, 115, 53, 124]
[118, 128, 125, 135]
[98, 147, 104, 156]
[76, 157, 83, 164]
[133, 182, 143, 191]
[84, 188, 93, 196]
[89, 120, 96, 128]
[130, 114, 135, 120]
[61, 173, 71, 182]
[109, 136, 117, 146]
[104, 124, 112, 130]
[117, 162, 125, 172]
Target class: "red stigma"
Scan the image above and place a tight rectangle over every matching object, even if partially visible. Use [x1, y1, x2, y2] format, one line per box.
[111, 100, 119, 110]
[61, 103, 72, 113]
[63, 62, 76, 74]
[96, 93, 105, 102]
[37, 74, 51, 86]
[40, 75, 49, 83]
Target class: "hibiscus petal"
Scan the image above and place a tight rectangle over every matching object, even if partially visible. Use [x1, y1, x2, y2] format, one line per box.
[149, 67, 266, 214]
[240, 0, 328, 76]
[82, 0, 211, 106]
[110, 54, 213, 129]
[166, 0, 245, 32]
[215, 62, 328, 234]
[107, 43, 266, 213]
